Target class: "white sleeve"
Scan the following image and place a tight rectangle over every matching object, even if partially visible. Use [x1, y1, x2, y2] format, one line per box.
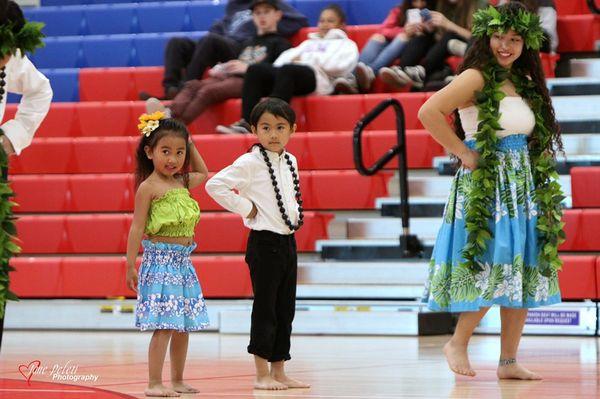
[273, 42, 305, 67]
[2, 53, 53, 155]
[205, 156, 255, 218]
[316, 39, 359, 78]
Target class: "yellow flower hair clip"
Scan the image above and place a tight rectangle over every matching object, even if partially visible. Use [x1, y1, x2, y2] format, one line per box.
[137, 111, 165, 137]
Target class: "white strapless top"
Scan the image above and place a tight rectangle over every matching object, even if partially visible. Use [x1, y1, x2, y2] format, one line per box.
[458, 96, 535, 141]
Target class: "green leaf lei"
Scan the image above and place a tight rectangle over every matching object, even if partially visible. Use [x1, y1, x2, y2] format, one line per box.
[472, 6, 545, 50]
[462, 61, 565, 278]
[0, 146, 20, 319]
[0, 21, 45, 58]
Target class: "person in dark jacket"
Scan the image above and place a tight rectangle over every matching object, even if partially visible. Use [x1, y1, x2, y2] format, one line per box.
[140, 0, 307, 100]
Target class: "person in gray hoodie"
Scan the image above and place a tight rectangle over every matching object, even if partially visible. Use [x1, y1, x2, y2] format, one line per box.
[140, 0, 308, 101]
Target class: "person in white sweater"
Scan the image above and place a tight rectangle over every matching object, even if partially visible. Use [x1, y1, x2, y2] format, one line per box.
[217, 4, 358, 134]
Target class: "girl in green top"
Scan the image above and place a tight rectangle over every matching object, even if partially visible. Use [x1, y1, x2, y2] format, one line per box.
[125, 111, 210, 397]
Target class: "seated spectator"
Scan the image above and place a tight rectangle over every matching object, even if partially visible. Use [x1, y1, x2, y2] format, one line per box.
[217, 3, 358, 134]
[139, 0, 307, 100]
[145, 0, 291, 125]
[379, 0, 488, 89]
[335, 0, 434, 94]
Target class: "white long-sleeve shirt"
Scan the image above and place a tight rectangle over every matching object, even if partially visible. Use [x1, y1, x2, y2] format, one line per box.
[274, 28, 359, 95]
[205, 146, 300, 235]
[0, 51, 53, 155]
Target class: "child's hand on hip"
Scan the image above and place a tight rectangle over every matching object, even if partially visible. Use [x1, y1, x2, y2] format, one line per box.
[247, 203, 258, 219]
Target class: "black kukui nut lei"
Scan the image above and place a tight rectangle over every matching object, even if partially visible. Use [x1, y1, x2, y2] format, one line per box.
[0, 67, 6, 103]
[259, 145, 304, 231]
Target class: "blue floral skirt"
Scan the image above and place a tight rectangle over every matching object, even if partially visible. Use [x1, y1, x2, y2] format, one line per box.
[422, 134, 561, 313]
[135, 240, 210, 331]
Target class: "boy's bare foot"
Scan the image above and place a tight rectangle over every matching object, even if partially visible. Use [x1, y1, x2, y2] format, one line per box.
[171, 381, 199, 393]
[272, 374, 311, 389]
[497, 362, 542, 380]
[145, 383, 181, 397]
[254, 375, 288, 390]
[443, 341, 476, 377]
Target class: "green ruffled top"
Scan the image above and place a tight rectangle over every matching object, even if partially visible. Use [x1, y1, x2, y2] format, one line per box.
[145, 188, 200, 237]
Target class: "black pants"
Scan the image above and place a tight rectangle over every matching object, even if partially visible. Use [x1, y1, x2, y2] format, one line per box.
[163, 33, 242, 95]
[245, 229, 297, 362]
[400, 32, 463, 77]
[241, 63, 317, 121]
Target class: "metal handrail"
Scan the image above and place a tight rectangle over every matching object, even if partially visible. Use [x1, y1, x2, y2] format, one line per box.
[353, 98, 423, 257]
[587, 0, 600, 14]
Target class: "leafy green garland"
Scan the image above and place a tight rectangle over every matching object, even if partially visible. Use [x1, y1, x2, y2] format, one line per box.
[0, 21, 45, 58]
[0, 144, 20, 319]
[462, 62, 565, 278]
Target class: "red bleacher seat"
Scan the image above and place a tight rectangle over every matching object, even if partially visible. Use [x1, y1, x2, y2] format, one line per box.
[10, 255, 253, 298]
[77, 102, 134, 137]
[560, 209, 600, 251]
[364, 93, 426, 130]
[557, 14, 600, 53]
[558, 255, 598, 299]
[16, 212, 332, 254]
[80, 68, 134, 101]
[5, 103, 78, 138]
[304, 95, 365, 131]
[11, 170, 394, 213]
[570, 167, 600, 208]
[555, 0, 591, 15]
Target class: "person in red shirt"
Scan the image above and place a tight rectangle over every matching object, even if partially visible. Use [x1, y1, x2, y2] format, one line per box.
[335, 0, 432, 93]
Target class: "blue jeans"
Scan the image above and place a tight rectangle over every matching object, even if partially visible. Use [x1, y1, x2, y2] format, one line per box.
[358, 36, 407, 73]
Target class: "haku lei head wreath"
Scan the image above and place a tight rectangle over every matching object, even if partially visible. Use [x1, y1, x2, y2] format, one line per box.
[138, 111, 165, 137]
[0, 0, 45, 58]
[472, 5, 544, 50]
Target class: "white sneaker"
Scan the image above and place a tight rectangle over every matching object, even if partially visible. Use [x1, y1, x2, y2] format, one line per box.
[355, 62, 375, 92]
[333, 75, 359, 94]
[216, 119, 251, 134]
[145, 97, 171, 118]
[379, 66, 411, 88]
[398, 65, 426, 88]
[447, 39, 467, 57]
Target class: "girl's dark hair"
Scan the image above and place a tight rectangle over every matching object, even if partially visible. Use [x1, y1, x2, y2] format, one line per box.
[322, 3, 346, 24]
[135, 118, 191, 188]
[249, 97, 296, 127]
[0, 0, 25, 32]
[453, 1, 562, 154]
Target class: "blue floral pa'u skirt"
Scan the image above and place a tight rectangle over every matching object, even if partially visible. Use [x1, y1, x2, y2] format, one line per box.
[135, 240, 210, 331]
[422, 134, 561, 313]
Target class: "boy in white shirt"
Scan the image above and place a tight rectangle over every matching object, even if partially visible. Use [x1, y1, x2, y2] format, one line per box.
[206, 98, 309, 391]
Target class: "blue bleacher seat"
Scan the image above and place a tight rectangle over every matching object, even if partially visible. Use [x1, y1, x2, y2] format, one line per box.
[84, 4, 136, 35]
[137, 2, 190, 33]
[43, 69, 80, 102]
[188, 2, 226, 31]
[25, 7, 84, 36]
[29, 37, 82, 69]
[81, 35, 134, 67]
[344, 0, 399, 25]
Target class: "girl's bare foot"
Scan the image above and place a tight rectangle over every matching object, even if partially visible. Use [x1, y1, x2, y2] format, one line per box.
[145, 383, 181, 397]
[171, 381, 199, 394]
[443, 341, 476, 377]
[254, 375, 288, 390]
[272, 374, 311, 389]
[497, 362, 542, 380]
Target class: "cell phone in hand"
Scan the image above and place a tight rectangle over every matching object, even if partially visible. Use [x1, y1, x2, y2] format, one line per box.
[421, 8, 432, 22]
[407, 8, 422, 24]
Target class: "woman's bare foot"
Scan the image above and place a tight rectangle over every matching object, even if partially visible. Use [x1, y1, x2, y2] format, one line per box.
[497, 362, 542, 380]
[443, 341, 476, 377]
[272, 374, 311, 389]
[145, 383, 181, 397]
[254, 375, 288, 390]
[171, 381, 199, 394]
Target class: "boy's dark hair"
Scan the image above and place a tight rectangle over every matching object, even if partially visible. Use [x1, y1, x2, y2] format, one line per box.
[322, 3, 346, 24]
[0, 0, 25, 32]
[249, 97, 296, 127]
[135, 118, 191, 188]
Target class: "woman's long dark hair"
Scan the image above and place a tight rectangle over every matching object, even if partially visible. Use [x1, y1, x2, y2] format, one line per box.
[453, 1, 562, 154]
[0, 0, 25, 32]
[135, 118, 191, 188]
